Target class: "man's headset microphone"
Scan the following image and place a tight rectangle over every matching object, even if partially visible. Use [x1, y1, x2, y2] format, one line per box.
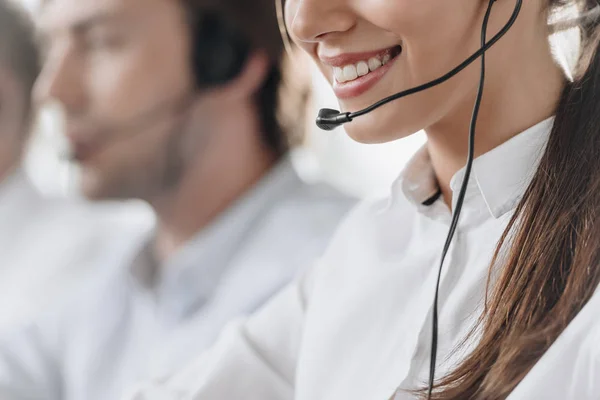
[297, 0, 522, 397]
[63, 9, 251, 162]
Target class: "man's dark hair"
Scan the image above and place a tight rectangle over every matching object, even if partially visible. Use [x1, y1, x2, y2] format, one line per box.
[0, 0, 40, 122]
[184, 0, 309, 158]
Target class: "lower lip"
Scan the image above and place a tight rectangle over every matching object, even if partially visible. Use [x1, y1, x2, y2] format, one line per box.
[332, 56, 399, 100]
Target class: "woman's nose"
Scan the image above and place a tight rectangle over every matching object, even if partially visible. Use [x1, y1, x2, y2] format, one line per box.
[288, 0, 356, 43]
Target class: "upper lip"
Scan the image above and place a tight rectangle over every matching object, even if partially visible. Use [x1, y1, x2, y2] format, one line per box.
[319, 46, 398, 67]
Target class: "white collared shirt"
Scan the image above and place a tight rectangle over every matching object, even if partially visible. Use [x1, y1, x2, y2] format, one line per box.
[0, 159, 355, 400]
[126, 117, 600, 400]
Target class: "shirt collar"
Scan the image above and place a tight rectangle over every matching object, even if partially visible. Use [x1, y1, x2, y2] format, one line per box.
[129, 156, 303, 321]
[394, 117, 554, 220]
[395, 146, 440, 209]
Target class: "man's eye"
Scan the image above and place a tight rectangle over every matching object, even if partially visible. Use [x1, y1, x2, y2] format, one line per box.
[82, 32, 126, 52]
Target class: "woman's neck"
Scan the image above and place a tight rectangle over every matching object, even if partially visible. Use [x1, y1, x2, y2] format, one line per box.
[425, 32, 564, 207]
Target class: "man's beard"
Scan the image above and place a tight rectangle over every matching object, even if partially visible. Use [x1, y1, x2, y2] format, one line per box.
[80, 116, 192, 202]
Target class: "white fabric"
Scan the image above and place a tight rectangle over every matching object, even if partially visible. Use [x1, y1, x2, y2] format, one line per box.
[0, 169, 150, 332]
[127, 117, 600, 400]
[0, 159, 355, 400]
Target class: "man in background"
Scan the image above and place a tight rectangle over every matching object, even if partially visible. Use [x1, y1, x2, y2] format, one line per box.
[0, 0, 354, 399]
[0, 0, 143, 332]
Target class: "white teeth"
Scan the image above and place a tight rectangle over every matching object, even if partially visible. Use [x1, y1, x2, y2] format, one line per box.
[356, 61, 369, 77]
[333, 52, 396, 83]
[368, 57, 382, 71]
[333, 67, 345, 82]
[342, 65, 358, 81]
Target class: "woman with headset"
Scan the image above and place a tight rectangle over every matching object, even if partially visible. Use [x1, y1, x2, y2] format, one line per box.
[132, 0, 600, 399]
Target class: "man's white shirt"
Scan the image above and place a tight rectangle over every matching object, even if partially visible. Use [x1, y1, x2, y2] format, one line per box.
[0, 159, 355, 400]
[0, 169, 151, 331]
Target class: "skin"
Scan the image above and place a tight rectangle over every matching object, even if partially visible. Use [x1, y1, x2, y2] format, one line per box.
[35, 0, 277, 260]
[285, 0, 565, 205]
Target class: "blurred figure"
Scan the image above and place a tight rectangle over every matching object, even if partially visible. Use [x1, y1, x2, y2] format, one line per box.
[0, 0, 355, 399]
[0, 0, 135, 331]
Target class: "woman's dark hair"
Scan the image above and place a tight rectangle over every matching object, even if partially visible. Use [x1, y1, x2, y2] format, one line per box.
[428, 0, 600, 398]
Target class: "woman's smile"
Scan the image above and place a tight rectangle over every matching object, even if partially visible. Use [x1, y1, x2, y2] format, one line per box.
[319, 45, 403, 99]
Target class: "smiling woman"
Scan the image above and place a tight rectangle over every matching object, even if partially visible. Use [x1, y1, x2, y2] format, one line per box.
[292, 0, 600, 399]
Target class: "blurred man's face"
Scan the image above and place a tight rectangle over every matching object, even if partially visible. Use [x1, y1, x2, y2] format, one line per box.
[0, 65, 27, 179]
[36, 0, 195, 200]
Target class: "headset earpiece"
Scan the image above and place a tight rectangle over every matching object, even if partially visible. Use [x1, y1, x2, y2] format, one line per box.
[190, 11, 250, 87]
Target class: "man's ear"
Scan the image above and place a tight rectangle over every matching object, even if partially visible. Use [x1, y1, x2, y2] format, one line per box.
[216, 50, 271, 101]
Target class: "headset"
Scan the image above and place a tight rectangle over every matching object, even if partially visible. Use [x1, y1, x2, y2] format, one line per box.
[312, 0, 523, 398]
[189, 10, 250, 87]
[64, 9, 250, 161]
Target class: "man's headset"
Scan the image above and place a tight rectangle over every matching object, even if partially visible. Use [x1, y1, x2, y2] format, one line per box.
[189, 10, 250, 87]
[64, 10, 250, 161]
[308, 0, 523, 397]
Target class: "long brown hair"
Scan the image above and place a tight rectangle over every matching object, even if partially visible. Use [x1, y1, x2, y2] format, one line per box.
[429, 0, 600, 398]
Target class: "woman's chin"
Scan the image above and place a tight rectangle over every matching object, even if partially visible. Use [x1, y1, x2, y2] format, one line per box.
[342, 112, 414, 144]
